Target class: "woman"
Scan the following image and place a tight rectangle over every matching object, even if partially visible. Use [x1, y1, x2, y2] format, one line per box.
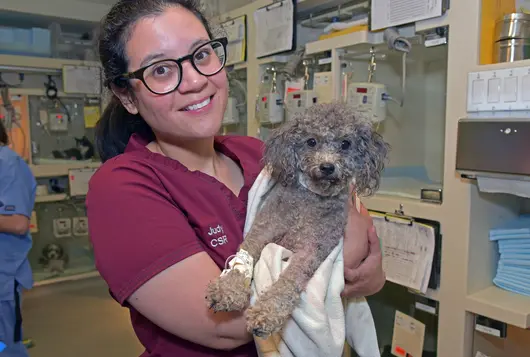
[86, 1, 385, 356]
[0, 120, 36, 357]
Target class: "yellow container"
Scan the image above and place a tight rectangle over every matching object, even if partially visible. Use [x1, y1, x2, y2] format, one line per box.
[318, 24, 370, 41]
[480, 0, 516, 64]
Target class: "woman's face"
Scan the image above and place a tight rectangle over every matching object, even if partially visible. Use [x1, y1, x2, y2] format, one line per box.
[116, 6, 228, 141]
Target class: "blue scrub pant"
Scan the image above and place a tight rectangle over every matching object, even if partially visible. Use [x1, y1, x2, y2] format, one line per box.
[0, 282, 29, 357]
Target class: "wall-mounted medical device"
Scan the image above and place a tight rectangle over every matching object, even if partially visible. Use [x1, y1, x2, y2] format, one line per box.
[345, 47, 389, 123]
[258, 91, 284, 124]
[257, 66, 284, 125]
[346, 82, 387, 123]
[284, 59, 320, 122]
[223, 73, 247, 126]
[344, 28, 413, 123]
[285, 90, 318, 121]
[313, 71, 334, 104]
[223, 97, 240, 125]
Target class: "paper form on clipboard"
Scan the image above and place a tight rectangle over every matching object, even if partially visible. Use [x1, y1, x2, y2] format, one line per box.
[222, 16, 246, 66]
[371, 212, 435, 293]
[253, 0, 295, 58]
[370, 0, 444, 31]
[62, 65, 102, 95]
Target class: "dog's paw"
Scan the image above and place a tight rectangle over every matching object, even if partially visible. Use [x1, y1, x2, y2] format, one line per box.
[205, 269, 251, 312]
[245, 297, 291, 338]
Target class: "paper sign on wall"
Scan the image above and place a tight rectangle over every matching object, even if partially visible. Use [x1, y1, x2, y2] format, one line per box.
[222, 15, 246, 66]
[84, 106, 100, 128]
[391, 311, 425, 357]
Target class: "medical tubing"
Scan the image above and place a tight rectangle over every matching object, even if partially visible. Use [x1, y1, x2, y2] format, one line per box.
[383, 27, 411, 107]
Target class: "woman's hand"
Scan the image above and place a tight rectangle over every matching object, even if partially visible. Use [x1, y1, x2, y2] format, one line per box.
[342, 194, 385, 298]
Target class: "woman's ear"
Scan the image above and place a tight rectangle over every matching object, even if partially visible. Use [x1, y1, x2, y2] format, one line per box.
[111, 85, 138, 115]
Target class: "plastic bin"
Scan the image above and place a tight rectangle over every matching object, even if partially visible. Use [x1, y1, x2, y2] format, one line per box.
[49, 22, 97, 61]
[0, 26, 51, 57]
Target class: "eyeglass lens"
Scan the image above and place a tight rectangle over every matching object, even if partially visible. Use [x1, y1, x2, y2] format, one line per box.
[142, 40, 226, 94]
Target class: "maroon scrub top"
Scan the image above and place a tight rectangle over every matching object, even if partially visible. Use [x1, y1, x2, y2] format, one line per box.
[86, 133, 264, 357]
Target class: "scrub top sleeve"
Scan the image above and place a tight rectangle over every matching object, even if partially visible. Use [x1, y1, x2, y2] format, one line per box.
[0, 161, 32, 218]
[86, 161, 204, 306]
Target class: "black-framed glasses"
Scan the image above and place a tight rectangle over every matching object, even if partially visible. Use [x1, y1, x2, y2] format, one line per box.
[115, 37, 228, 95]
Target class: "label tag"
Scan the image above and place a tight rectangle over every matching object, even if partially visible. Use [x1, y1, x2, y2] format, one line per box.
[391, 311, 425, 357]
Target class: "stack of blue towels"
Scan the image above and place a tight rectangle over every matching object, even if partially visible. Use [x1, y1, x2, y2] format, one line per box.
[490, 215, 530, 297]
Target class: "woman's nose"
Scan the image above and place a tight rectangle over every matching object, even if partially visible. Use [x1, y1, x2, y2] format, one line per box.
[178, 61, 208, 93]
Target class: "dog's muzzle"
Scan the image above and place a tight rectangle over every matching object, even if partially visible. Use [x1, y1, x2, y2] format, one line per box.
[319, 163, 335, 176]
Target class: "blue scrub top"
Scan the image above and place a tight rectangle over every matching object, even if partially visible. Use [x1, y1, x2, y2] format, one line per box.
[0, 146, 36, 301]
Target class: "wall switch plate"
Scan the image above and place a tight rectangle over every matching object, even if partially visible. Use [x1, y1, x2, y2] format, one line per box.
[468, 66, 530, 112]
[73, 217, 89, 236]
[53, 218, 72, 238]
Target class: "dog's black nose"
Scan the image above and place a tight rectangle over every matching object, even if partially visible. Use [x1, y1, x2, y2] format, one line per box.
[319, 163, 335, 175]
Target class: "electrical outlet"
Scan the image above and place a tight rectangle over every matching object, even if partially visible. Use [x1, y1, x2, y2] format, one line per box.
[53, 218, 72, 238]
[73, 217, 89, 236]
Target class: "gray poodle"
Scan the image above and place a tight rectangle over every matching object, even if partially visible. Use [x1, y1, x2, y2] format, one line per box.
[206, 102, 390, 338]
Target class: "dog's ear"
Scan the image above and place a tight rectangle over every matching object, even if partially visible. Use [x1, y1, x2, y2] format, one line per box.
[263, 121, 298, 186]
[352, 121, 390, 196]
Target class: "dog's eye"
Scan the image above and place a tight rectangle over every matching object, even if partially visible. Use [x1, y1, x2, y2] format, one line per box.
[306, 138, 317, 147]
[341, 140, 351, 150]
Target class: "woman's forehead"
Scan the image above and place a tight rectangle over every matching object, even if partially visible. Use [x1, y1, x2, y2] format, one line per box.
[125, 7, 209, 69]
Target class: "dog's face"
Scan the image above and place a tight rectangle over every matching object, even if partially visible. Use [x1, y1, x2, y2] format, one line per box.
[43, 243, 64, 260]
[295, 129, 358, 196]
[264, 102, 390, 197]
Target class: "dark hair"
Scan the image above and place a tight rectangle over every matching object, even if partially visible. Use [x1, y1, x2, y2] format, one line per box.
[0, 120, 8, 146]
[96, 0, 214, 162]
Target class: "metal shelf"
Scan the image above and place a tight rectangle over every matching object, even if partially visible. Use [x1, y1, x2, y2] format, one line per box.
[31, 162, 101, 178]
[0, 54, 100, 75]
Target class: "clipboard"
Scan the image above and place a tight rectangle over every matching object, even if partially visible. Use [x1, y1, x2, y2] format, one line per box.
[221, 15, 247, 66]
[253, 0, 297, 59]
[369, 209, 441, 292]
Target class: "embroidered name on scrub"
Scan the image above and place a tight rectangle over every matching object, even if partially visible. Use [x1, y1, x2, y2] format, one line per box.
[208, 225, 228, 247]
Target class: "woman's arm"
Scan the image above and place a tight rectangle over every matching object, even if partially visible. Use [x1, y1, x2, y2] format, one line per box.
[129, 252, 252, 350]
[0, 156, 34, 236]
[86, 162, 252, 351]
[0, 215, 30, 235]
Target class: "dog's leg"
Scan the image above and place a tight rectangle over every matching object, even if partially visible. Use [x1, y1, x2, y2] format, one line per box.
[245, 239, 335, 338]
[239, 202, 287, 262]
[206, 192, 290, 313]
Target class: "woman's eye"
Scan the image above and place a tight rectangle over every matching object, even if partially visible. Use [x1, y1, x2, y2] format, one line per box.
[152, 66, 169, 76]
[306, 138, 317, 147]
[341, 140, 351, 150]
[194, 49, 211, 62]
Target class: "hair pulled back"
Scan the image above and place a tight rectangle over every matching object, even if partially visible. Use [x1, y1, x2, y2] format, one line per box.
[0, 119, 8, 146]
[96, 0, 214, 162]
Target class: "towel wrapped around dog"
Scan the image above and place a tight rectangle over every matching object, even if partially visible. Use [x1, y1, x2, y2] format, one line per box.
[244, 168, 381, 357]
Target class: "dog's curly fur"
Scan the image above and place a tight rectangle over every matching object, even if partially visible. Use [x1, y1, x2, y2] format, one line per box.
[206, 102, 390, 338]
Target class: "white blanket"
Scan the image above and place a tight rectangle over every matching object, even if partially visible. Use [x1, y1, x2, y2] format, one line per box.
[243, 169, 381, 357]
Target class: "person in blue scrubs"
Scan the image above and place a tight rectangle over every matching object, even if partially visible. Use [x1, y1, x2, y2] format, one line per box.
[0, 120, 36, 356]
